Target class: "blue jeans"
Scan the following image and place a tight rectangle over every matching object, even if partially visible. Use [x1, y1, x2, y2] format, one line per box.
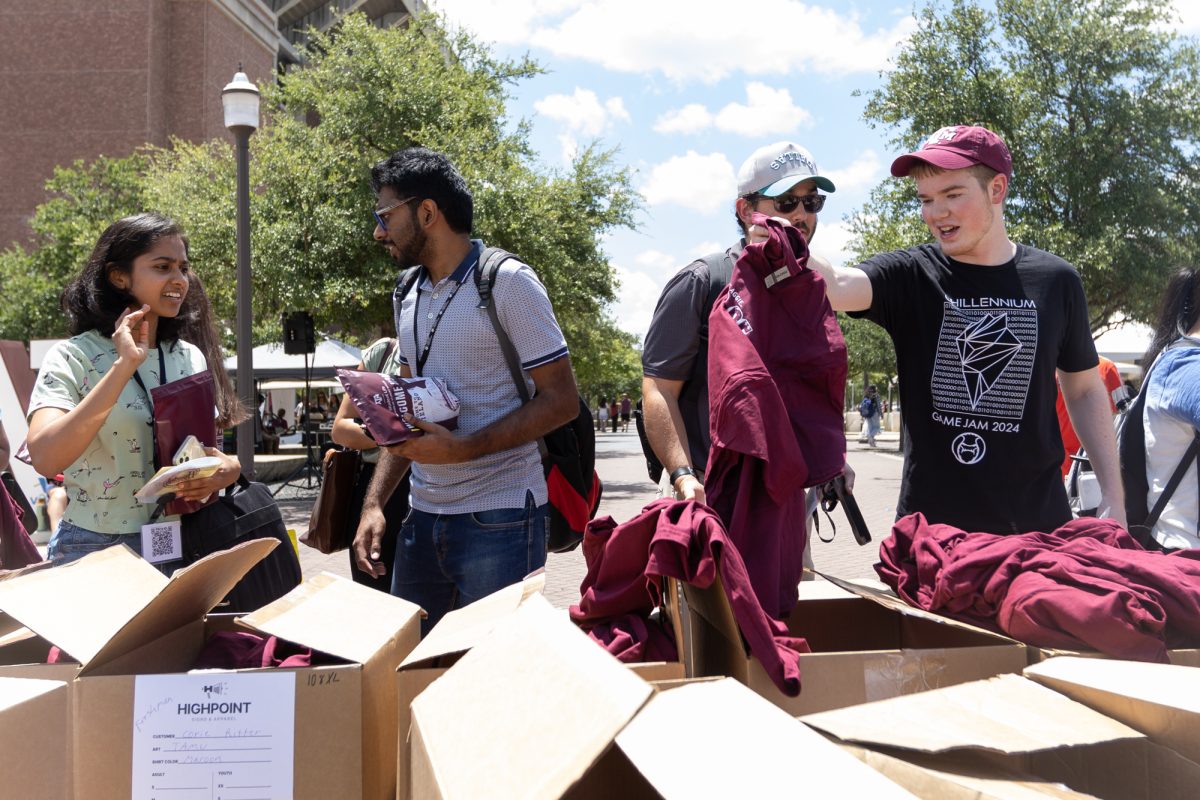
[48, 519, 184, 574]
[392, 491, 548, 636]
[48, 520, 142, 565]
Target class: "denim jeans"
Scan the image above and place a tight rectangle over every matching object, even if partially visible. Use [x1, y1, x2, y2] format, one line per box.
[392, 491, 548, 635]
[48, 520, 142, 565]
[48, 519, 184, 574]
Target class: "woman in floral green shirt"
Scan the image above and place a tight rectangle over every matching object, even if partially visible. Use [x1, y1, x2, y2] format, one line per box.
[26, 213, 245, 565]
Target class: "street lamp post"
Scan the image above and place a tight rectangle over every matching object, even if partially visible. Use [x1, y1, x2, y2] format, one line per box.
[222, 66, 260, 478]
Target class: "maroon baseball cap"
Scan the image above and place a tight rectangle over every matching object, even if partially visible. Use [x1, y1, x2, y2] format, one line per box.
[890, 125, 1012, 178]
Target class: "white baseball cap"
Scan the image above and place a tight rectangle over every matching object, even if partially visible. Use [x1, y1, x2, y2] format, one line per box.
[736, 141, 836, 197]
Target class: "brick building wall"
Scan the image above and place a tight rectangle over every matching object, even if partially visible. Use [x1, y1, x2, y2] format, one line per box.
[0, 0, 276, 248]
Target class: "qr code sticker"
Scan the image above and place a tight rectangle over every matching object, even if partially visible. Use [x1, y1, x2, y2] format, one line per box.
[150, 527, 175, 559]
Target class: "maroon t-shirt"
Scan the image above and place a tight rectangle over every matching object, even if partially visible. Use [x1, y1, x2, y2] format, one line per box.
[704, 215, 847, 616]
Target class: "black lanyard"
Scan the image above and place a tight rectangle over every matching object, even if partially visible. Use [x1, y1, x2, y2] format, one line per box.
[412, 272, 468, 376]
[130, 347, 169, 470]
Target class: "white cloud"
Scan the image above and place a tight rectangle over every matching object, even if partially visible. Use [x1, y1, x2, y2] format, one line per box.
[533, 88, 630, 136]
[653, 104, 713, 135]
[655, 83, 812, 137]
[634, 249, 678, 271]
[611, 263, 665, 340]
[689, 241, 723, 258]
[810, 220, 857, 269]
[712, 83, 813, 136]
[640, 151, 735, 214]
[528, 1, 916, 82]
[1172, 1, 1200, 33]
[824, 150, 884, 195]
[434, 0, 914, 82]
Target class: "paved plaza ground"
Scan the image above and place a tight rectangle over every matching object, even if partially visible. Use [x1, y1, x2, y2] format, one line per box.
[280, 430, 904, 609]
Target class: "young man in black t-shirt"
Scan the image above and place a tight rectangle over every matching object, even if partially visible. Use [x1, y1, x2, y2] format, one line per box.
[803, 125, 1124, 533]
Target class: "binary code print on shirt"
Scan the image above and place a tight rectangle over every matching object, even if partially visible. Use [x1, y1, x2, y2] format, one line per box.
[931, 298, 1039, 420]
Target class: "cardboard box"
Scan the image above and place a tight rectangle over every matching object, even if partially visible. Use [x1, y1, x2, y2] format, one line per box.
[0, 677, 70, 799]
[395, 574, 685, 799]
[407, 594, 915, 799]
[803, 663, 1200, 800]
[685, 572, 1028, 715]
[0, 542, 421, 800]
[1028, 646, 1200, 668]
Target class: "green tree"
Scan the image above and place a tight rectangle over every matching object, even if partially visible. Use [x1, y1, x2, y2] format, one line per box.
[149, 13, 639, 370]
[851, 0, 1200, 329]
[0, 153, 150, 338]
[1, 13, 641, 384]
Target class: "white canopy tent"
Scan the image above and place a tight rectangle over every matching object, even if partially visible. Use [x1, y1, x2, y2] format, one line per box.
[1093, 316, 1154, 367]
[224, 338, 362, 381]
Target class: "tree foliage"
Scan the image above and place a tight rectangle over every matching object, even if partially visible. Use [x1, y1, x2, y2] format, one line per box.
[0, 13, 641, 392]
[850, 0, 1200, 330]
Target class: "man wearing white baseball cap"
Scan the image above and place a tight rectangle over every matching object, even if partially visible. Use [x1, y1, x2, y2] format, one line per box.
[641, 142, 835, 503]
[808, 124, 1124, 535]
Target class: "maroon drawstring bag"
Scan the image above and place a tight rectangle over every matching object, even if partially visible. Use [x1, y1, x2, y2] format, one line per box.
[0, 478, 42, 570]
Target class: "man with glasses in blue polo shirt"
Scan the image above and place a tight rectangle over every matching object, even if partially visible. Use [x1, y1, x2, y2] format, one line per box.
[353, 147, 579, 633]
[642, 142, 836, 503]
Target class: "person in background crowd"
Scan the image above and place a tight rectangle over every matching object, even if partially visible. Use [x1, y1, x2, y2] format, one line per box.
[354, 147, 577, 634]
[858, 385, 882, 448]
[809, 125, 1124, 533]
[620, 393, 632, 432]
[332, 336, 411, 592]
[642, 141, 846, 503]
[260, 403, 281, 455]
[609, 399, 619, 434]
[597, 398, 609, 433]
[1139, 268, 1200, 549]
[25, 213, 246, 565]
[1056, 354, 1125, 476]
[45, 473, 68, 532]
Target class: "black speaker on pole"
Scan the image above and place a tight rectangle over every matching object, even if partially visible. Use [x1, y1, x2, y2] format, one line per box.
[282, 311, 315, 355]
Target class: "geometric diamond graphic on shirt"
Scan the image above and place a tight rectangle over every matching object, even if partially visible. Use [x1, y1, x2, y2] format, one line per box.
[955, 313, 1023, 408]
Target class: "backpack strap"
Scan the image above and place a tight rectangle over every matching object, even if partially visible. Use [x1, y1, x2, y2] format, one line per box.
[392, 266, 423, 345]
[475, 247, 550, 459]
[1144, 430, 1200, 532]
[698, 250, 736, 342]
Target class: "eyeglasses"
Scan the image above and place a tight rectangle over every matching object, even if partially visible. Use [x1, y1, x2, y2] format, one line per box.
[747, 192, 826, 214]
[373, 196, 417, 231]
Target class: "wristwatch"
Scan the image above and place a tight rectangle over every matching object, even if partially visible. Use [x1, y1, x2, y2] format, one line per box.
[669, 466, 698, 487]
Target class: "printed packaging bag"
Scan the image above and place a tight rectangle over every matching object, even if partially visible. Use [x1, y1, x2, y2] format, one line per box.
[336, 370, 460, 446]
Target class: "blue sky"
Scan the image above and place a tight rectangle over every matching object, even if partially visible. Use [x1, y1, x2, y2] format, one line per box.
[431, 0, 1200, 341]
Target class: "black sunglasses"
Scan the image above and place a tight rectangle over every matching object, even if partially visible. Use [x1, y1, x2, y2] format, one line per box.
[747, 193, 826, 214]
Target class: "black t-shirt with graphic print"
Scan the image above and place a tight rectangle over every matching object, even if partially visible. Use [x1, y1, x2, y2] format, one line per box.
[850, 243, 1098, 533]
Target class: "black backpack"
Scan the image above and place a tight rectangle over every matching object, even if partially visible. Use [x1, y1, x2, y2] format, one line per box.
[394, 247, 601, 553]
[1117, 349, 1200, 549]
[635, 250, 735, 483]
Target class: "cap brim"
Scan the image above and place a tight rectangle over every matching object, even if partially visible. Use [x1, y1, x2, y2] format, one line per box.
[890, 150, 979, 177]
[760, 174, 836, 196]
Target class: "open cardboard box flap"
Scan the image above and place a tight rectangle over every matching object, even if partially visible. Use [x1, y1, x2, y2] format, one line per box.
[616, 678, 916, 798]
[399, 572, 545, 671]
[1025, 656, 1200, 765]
[409, 593, 652, 799]
[240, 571, 423, 664]
[0, 540, 275, 673]
[816, 571, 1018, 644]
[802, 673, 1143, 755]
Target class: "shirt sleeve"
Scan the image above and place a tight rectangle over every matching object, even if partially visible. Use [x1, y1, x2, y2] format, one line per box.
[360, 338, 390, 373]
[493, 262, 569, 370]
[845, 250, 914, 332]
[1055, 268, 1099, 373]
[641, 262, 708, 381]
[28, 341, 87, 417]
[1157, 348, 1200, 428]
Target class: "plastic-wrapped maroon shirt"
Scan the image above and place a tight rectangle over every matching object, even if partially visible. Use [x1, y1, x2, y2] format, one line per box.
[705, 215, 847, 617]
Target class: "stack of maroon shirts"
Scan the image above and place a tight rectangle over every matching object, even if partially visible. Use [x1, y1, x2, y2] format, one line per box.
[705, 214, 847, 618]
[877, 513, 1200, 661]
[570, 498, 810, 696]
